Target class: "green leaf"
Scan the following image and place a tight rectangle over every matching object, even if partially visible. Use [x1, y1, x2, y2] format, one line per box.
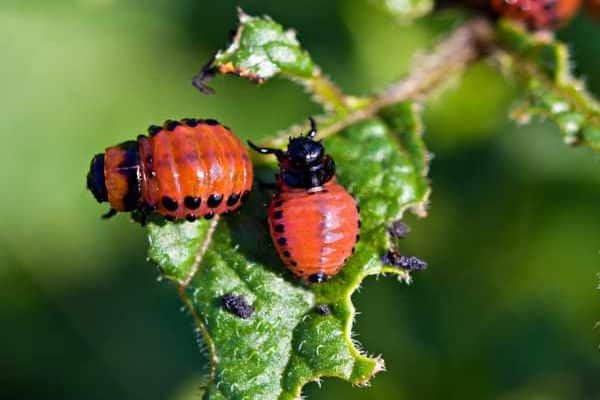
[194, 9, 315, 87]
[495, 19, 600, 150]
[193, 9, 351, 114]
[147, 102, 430, 399]
[370, 0, 434, 22]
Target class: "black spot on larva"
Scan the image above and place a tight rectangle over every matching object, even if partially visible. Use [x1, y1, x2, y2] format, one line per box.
[278, 237, 287, 245]
[291, 261, 297, 267]
[351, 247, 356, 254]
[146, 155, 153, 164]
[241, 190, 251, 202]
[165, 120, 180, 131]
[381, 250, 427, 271]
[137, 134, 146, 141]
[283, 251, 291, 257]
[204, 118, 220, 126]
[388, 220, 410, 238]
[274, 200, 283, 207]
[165, 215, 176, 222]
[358, 220, 361, 228]
[183, 118, 198, 127]
[186, 214, 198, 222]
[355, 234, 360, 242]
[356, 204, 361, 212]
[184, 196, 201, 210]
[148, 125, 162, 136]
[315, 304, 331, 315]
[273, 210, 283, 219]
[221, 293, 254, 319]
[226, 193, 240, 207]
[162, 196, 178, 211]
[309, 273, 329, 283]
[207, 194, 223, 208]
[275, 224, 284, 233]
[204, 211, 215, 220]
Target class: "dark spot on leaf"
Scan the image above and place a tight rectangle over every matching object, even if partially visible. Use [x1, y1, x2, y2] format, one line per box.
[382, 250, 427, 271]
[315, 304, 331, 315]
[221, 293, 254, 319]
[388, 220, 410, 238]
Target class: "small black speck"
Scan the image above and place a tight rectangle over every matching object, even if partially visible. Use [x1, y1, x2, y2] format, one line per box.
[275, 224, 284, 233]
[273, 210, 283, 219]
[204, 211, 215, 220]
[204, 118, 220, 126]
[186, 214, 198, 222]
[165, 120, 180, 131]
[283, 251, 291, 257]
[315, 304, 331, 315]
[184, 118, 198, 127]
[351, 247, 356, 254]
[184, 196, 201, 210]
[164, 215, 176, 222]
[278, 237, 287, 246]
[208, 194, 223, 208]
[162, 196, 178, 211]
[274, 200, 283, 207]
[388, 220, 410, 238]
[308, 273, 328, 284]
[226, 193, 241, 207]
[291, 261, 297, 267]
[356, 204, 361, 212]
[355, 234, 360, 242]
[148, 125, 162, 136]
[381, 250, 427, 271]
[358, 220, 361, 228]
[221, 293, 254, 319]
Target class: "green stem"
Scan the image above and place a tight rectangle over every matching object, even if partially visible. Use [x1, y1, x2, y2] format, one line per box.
[264, 17, 494, 148]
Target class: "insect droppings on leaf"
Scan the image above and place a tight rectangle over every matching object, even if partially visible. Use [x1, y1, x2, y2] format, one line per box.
[388, 220, 410, 238]
[315, 304, 331, 315]
[221, 293, 254, 319]
[382, 250, 427, 271]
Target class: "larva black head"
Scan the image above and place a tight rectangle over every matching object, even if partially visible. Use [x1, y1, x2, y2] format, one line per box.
[248, 117, 335, 189]
[87, 153, 108, 203]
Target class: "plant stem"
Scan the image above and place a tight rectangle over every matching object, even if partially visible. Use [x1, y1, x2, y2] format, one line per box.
[266, 17, 494, 147]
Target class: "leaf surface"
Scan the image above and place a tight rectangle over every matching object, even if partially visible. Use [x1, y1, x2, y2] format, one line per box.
[147, 103, 430, 399]
[496, 20, 600, 150]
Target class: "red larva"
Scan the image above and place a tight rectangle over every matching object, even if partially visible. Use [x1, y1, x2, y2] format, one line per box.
[87, 118, 253, 222]
[249, 118, 360, 284]
[491, 0, 582, 30]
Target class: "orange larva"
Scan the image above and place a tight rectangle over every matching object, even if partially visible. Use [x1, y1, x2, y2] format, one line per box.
[87, 118, 253, 222]
[491, 0, 582, 30]
[249, 118, 360, 283]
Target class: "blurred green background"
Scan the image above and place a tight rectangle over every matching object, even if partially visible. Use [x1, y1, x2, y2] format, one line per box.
[1, 1, 599, 399]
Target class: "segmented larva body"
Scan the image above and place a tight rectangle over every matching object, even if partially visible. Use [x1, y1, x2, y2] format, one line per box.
[268, 179, 360, 283]
[87, 118, 253, 222]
